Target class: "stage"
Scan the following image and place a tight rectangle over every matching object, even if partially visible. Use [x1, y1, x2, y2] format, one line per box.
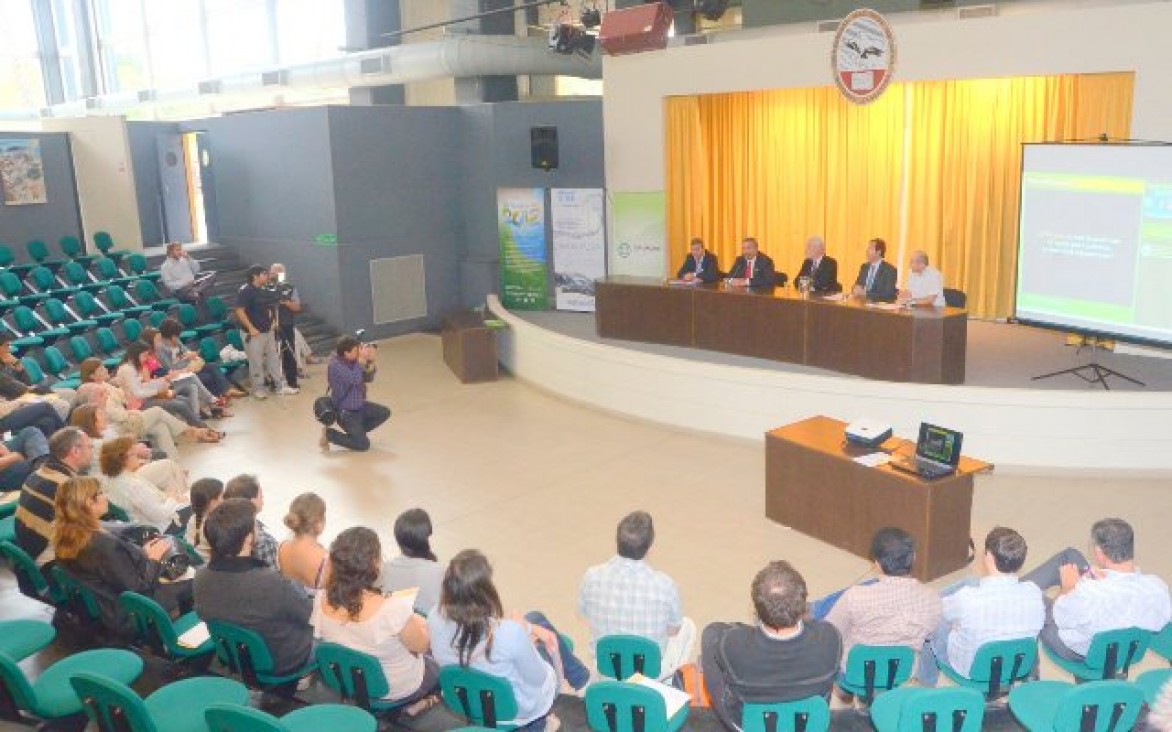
[488, 296, 1172, 471]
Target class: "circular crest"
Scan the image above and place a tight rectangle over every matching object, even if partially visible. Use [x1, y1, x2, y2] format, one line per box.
[831, 9, 897, 105]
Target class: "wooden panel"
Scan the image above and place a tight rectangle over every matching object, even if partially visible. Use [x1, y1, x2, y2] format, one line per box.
[442, 312, 498, 383]
[596, 278, 694, 346]
[693, 288, 806, 361]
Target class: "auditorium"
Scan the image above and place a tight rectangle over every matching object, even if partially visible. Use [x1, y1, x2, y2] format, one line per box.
[0, 1, 1170, 730]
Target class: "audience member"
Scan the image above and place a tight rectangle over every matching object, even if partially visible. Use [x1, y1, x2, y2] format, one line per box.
[429, 550, 590, 731]
[14, 427, 93, 567]
[322, 335, 390, 453]
[578, 511, 695, 680]
[676, 238, 721, 283]
[157, 317, 243, 400]
[159, 242, 215, 303]
[379, 508, 444, 615]
[235, 264, 298, 399]
[143, 326, 224, 420]
[0, 333, 74, 404]
[223, 474, 279, 567]
[898, 250, 946, 307]
[100, 436, 190, 534]
[278, 491, 328, 592]
[0, 427, 49, 492]
[115, 342, 207, 427]
[313, 527, 439, 714]
[186, 478, 224, 563]
[917, 527, 1045, 685]
[851, 238, 898, 302]
[822, 528, 942, 671]
[0, 397, 64, 445]
[54, 476, 193, 630]
[1022, 518, 1171, 660]
[701, 561, 842, 730]
[725, 237, 776, 288]
[194, 498, 313, 679]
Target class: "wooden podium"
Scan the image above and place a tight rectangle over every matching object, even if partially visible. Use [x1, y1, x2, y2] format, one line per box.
[441, 311, 498, 383]
[765, 416, 992, 581]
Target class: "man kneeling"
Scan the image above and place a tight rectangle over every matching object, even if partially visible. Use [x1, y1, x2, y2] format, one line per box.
[321, 335, 390, 452]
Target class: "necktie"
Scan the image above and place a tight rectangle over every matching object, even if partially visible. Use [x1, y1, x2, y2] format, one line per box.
[865, 263, 877, 291]
[747, 259, 754, 281]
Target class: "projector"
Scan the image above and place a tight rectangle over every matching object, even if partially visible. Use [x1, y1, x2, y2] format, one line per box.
[845, 418, 893, 447]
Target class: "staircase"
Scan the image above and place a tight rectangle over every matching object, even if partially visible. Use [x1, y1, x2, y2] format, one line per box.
[143, 243, 340, 355]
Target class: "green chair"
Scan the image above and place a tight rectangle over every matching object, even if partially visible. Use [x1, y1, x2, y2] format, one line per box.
[61, 260, 101, 291]
[1151, 623, 1172, 663]
[121, 316, 145, 343]
[95, 326, 126, 365]
[93, 256, 133, 284]
[0, 540, 63, 605]
[439, 665, 520, 730]
[226, 328, 246, 352]
[0, 501, 14, 519]
[596, 634, 663, 681]
[938, 637, 1037, 700]
[198, 296, 231, 335]
[28, 265, 69, 295]
[584, 679, 689, 732]
[174, 303, 200, 341]
[1042, 627, 1150, 681]
[1009, 679, 1145, 732]
[49, 564, 103, 625]
[102, 284, 152, 317]
[26, 240, 64, 270]
[18, 357, 52, 389]
[742, 697, 830, 732]
[207, 619, 315, 689]
[72, 290, 124, 326]
[93, 231, 126, 266]
[70, 670, 248, 732]
[127, 252, 162, 281]
[0, 648, 142, 725]
[0, 619, 56, 661]
[147, 309, 167, 329]
[59, 234, 96, 265]
[206, 700, 377, 732]
[1135, 668, 1172, 705]
[13, 305, 68, 344]
[119, 591, 215, 661]
[0, 515, 13, 543]
[0, 271, 43, 305]
[44, 297, 97, 334]
[40, 346, 81, 389]
[135, 279, 179, 311]
[0, 244, 14, 268]
[315, 641, 409, 713]
[838, 645, 915, 706]
[870, 687, 984, 732]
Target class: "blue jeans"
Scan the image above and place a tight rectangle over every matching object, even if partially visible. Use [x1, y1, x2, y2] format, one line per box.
[0, 402, 63, 441]
[326, 402, 391, 452]
[0, 427, 44, 491]
[524, 611, 591, 690]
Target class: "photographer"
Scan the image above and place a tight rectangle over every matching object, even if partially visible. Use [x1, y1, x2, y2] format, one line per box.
[321, 335, 389, 452]
[234, 265, 297, 399]
[269, 263, 301, 390]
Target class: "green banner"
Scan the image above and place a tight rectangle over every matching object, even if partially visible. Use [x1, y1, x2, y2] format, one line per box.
[610, 191, 666, 277]
[498, 188, 549, 310]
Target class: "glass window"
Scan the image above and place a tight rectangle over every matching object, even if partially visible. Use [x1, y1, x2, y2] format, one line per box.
[93, 0, 150, 93]
[143, 0, 206, 88]
[205, 0, 272, 75]
[276, 0, 344, 66]
[0, 0, 47, 109]
[51, 0, 87, 100]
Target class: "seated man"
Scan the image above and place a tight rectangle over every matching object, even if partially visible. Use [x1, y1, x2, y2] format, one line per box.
[223, 474, 279, 568]
[898, 250, 946, 307]
[578, 511, 695, 680]
[14, 427, 93, 568]
[676, 238, 721, 283]
[918, 527, 1045, 685]
[194, 498, 313, 678]
[726, 237, 777, 288]
[823, 528, 942, 672]
[160, 242, 216, 303]
[794, 236, 840, 293]
[851, 238, 898, 302]
[701, 561, 841, 730]
[1022, 517, 1170, 661]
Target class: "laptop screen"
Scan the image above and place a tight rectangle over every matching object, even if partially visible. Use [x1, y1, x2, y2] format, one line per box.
[916, 423, 963, 467]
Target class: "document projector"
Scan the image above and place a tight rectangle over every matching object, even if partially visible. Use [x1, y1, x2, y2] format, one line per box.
[845, 418, 893, 448]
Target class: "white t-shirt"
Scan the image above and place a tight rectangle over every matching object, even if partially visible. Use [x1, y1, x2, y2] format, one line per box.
[311, 593, 426, 700]
[906, 265, 946, 307]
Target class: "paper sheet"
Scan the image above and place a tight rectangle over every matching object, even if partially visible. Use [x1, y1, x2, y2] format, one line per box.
[626, 673, 692, 717]
[853, 452, 892, 467]
[177, 621, 210, 649]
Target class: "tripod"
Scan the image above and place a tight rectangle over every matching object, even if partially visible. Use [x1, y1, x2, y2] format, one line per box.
[1031, 338, 1145, 391]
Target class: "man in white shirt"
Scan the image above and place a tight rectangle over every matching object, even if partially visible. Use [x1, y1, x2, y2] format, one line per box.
[159, 242, 215, 303]
[917, 527, 1045, 685]
[898, 250, 946, 307]
[1022, 518, 1171, 660]
[578, 511, 695, 681]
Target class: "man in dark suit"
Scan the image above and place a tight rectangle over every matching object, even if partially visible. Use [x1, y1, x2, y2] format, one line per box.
[795, 236, 840, 293]
[852, 238, 898, 302]
[676, 238, 721, 283]
[726, 238, 776, 288]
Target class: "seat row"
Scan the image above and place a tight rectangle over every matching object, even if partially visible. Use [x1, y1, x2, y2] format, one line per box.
[0, 231, 124, 273]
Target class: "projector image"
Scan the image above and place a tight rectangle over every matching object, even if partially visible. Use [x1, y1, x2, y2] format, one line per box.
[845, 418, 893, 447]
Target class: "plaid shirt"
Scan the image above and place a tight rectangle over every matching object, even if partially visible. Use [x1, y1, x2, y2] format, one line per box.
[942, 575, 1045, 676]
[327, 356, 374, 412]
[253, 521, 279, 568]
[825, 576, 942, 668]
[578, 556, 683, 650]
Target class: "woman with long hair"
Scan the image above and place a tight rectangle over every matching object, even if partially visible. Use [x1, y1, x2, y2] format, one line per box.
[100, 436, 189, 533]
[146, 324, 232, 418]
[115, 342, 207, 428]
[379, 508, 444, 614]
[313, 527, 439, 714]
[428, 550, 590, 731]
[54, 476, 193, 625]
[277, 492, 329, 592]
[186, 477, 223, 563]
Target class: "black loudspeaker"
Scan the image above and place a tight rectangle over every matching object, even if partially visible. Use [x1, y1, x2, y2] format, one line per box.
[530, 126, 558, 171]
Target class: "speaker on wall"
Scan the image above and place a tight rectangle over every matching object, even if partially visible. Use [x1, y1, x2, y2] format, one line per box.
[531, 126, 559, 171]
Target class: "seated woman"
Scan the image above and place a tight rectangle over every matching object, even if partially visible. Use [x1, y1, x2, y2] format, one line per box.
[277, 492, 329, 593]
[143, 325, 230, 420]
[156, 318, 245, 400]
[100, 436, 190, 533]
[53, 476, 193, 629]
[313, 527, 439, 713]
[185, 478, 224, 563]
[428, 550, 590, 731]
[115, 342, 207, 428]
[378, 508, 444, 615]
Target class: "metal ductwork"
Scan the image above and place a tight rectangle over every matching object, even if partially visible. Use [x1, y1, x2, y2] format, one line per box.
[9, 35, 600, 120]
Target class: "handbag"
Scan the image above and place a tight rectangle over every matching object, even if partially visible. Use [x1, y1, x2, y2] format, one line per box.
[313, 394, 337, 426]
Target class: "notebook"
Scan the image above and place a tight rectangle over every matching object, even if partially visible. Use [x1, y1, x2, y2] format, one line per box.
[890, 422, 964, 479]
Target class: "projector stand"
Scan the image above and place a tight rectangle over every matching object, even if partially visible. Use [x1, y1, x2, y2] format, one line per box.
[1032, 362, 1145, 391]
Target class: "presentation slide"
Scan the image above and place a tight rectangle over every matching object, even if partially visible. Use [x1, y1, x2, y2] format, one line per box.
[1016, 144, 1172, 347]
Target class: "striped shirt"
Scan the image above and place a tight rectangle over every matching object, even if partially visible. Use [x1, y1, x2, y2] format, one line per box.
[14, 459, 77, 563]
[943, 575, 1045, 676]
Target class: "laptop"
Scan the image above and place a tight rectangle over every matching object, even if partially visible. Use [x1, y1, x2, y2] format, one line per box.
[890, 422, 964, 479]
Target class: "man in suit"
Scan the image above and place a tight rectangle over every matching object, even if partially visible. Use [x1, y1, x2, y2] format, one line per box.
[795, 236, 840, 293]
[726, 237, 776, 288]
[676, 238, 721, 283]
[852, 238, 898, 302]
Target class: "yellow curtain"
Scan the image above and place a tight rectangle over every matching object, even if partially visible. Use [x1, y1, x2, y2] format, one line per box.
[665, 72, 1134, 317]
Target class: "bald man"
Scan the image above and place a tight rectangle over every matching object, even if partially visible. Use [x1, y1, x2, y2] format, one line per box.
[794, 236, 840, 293]
[898, 250, 945, 307]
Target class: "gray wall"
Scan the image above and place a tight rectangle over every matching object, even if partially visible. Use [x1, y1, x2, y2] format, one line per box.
[0, 132, 83, 262]
[182, 108, 345, 330]
[126, 121, 177, 247]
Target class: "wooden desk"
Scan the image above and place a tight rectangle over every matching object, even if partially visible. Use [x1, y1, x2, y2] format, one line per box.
[441, 311, 498, 383]
[765, 415, 992, 581]
[594, 276, 967, 384]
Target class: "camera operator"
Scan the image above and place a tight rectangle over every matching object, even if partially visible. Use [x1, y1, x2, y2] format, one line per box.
[234, 265, 297, 400]
[320, 335, 389, 452]
[269, 263, 301, 390]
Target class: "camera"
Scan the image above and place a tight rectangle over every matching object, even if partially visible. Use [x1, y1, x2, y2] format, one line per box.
[355, 329, 377, 348]
[256, 280, 296, 308]
[109, 524, 191, 581]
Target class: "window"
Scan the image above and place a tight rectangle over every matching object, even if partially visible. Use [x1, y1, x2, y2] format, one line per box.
[143, 0, 206, 88]
[93, 0, 150, 93]
[0, 0, 47, 109]
[205, 0, 272, 75]
[276, 0, 344, 66]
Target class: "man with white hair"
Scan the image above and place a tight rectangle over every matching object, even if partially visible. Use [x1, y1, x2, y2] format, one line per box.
[269, 263, 303, 390]
[899, 250, 946, 307]
[794, 236, 840, 293]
